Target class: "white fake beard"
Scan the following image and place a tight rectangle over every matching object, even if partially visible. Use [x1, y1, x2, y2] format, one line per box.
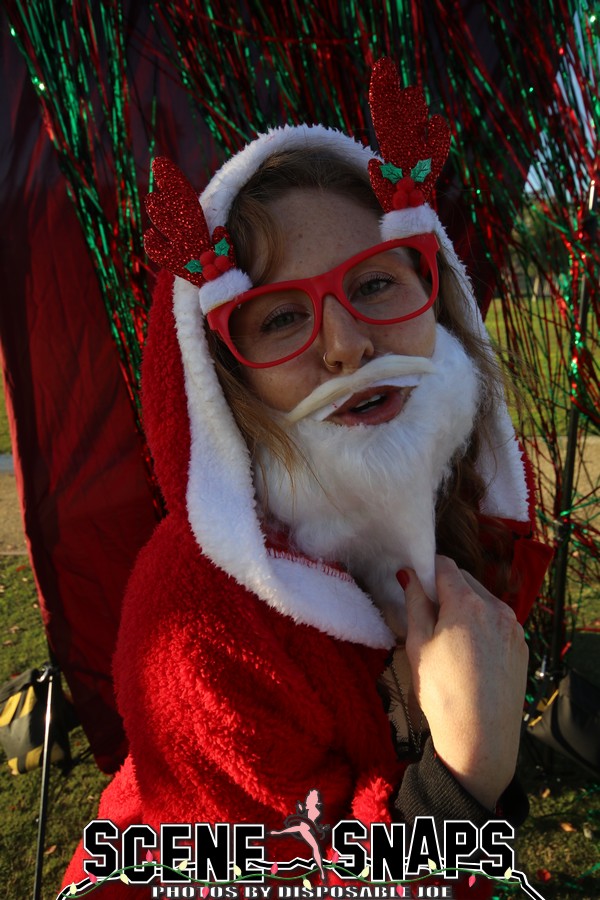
[254, 326, 481, 637]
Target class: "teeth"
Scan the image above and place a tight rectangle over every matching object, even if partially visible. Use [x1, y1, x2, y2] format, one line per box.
[304, 375, 425, 422]
[353, 393, 385, 412]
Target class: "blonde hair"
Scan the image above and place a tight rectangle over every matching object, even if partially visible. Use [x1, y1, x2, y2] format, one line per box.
[206, 149, 515, 593]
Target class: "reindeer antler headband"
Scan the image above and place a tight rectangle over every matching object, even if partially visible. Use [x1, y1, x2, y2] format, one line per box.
[144, 157, 235, 288]
[368, 59, 450, 211]
[144, 57, 451, 313]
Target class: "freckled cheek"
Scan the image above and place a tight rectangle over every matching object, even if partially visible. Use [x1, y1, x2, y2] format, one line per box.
[377, 313, 436, 357]
[243, 366, 314, 412]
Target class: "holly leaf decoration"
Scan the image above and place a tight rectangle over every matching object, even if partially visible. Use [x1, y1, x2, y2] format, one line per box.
[411, 158, 432, 183]
[380, 162, 404, 184]
[214, 237, 231, 256]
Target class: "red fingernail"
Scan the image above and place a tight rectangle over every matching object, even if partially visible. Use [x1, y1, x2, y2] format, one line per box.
[396, 569, 409, 590]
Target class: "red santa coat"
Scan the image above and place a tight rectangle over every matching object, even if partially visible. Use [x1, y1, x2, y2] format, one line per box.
[62, 267, 552, 898]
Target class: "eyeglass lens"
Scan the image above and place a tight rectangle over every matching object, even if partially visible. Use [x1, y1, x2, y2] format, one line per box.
[229, 244, 432, 365]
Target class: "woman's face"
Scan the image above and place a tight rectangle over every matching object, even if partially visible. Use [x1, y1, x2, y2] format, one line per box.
[240, 189, 437, 419]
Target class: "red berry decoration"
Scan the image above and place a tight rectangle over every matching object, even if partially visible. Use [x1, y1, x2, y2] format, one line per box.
[392, 189, 408, 210]
[215, 255, 232, 273]
[391, 176, 424, 210]
[409, 188, 425, 206]
[203, 263, 219, 281]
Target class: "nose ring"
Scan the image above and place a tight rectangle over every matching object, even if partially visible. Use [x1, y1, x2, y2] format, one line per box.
[323, 352, 340, 372]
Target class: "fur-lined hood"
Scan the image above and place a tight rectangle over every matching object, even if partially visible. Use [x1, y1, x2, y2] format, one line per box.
[141, 124, 537, 651]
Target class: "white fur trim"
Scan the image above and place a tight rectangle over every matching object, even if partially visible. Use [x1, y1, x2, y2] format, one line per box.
[198, 267, 253, 314]
[173, 274, 394, 648]
[268, 554, 394, 648]
[380, 205, 441, 241]
[477, 406, 530, 521]
[200, 124, 376, 231]
[171, 125, 532, 649]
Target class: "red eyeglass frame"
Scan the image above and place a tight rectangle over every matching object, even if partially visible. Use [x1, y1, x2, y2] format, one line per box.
[206, 232, 441, 369]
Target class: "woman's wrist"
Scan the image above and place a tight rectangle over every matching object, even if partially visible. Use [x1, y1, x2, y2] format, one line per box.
[431, 746, 511, 812]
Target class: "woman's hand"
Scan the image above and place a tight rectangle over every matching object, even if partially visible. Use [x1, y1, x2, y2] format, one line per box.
[401, 555, 528, 811]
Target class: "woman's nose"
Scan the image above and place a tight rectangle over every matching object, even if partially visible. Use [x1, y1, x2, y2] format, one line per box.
[317, 294, 375, 373]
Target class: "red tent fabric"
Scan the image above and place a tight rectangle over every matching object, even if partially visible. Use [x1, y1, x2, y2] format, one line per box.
[0, 17, 157, 771]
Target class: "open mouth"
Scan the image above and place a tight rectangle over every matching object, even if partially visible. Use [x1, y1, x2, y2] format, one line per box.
[328, 385, 411, 426]
[283, 357, 435, 424]
[349, 392, 388, 413]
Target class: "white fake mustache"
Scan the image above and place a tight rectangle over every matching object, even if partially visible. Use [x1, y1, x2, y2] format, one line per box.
[283, 354, 437, 424]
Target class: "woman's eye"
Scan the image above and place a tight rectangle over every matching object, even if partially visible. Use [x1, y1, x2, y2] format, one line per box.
[261, 306, 308, 333]
[356, 274, 394, 297]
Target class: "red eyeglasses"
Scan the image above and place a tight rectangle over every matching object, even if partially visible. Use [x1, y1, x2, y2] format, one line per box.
[207, 233, 440, 368]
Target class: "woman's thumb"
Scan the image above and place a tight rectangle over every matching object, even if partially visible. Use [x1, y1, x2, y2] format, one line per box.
[397, 567, 436, 642]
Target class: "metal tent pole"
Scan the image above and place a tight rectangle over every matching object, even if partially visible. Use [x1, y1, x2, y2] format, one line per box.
[32, 663, 58, 900]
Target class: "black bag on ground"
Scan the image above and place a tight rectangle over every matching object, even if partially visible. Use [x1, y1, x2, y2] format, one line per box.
[526, 667, 600, 778]
[0, 665, 74, 775]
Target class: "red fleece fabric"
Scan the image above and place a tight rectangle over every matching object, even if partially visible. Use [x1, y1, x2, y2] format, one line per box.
[63, 515, 404, 895]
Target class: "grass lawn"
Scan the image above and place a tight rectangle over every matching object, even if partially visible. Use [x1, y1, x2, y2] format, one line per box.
[0, 369, 11, 455]
[0, 557, 111, 899]
[484, 296, 572, 438]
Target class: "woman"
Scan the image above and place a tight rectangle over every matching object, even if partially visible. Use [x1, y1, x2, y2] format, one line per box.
[63, 59, 551, 897]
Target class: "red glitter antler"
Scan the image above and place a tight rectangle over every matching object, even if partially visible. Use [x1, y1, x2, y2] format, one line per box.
[144, 157, 234, 287]
[368, 58, 451, 211]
